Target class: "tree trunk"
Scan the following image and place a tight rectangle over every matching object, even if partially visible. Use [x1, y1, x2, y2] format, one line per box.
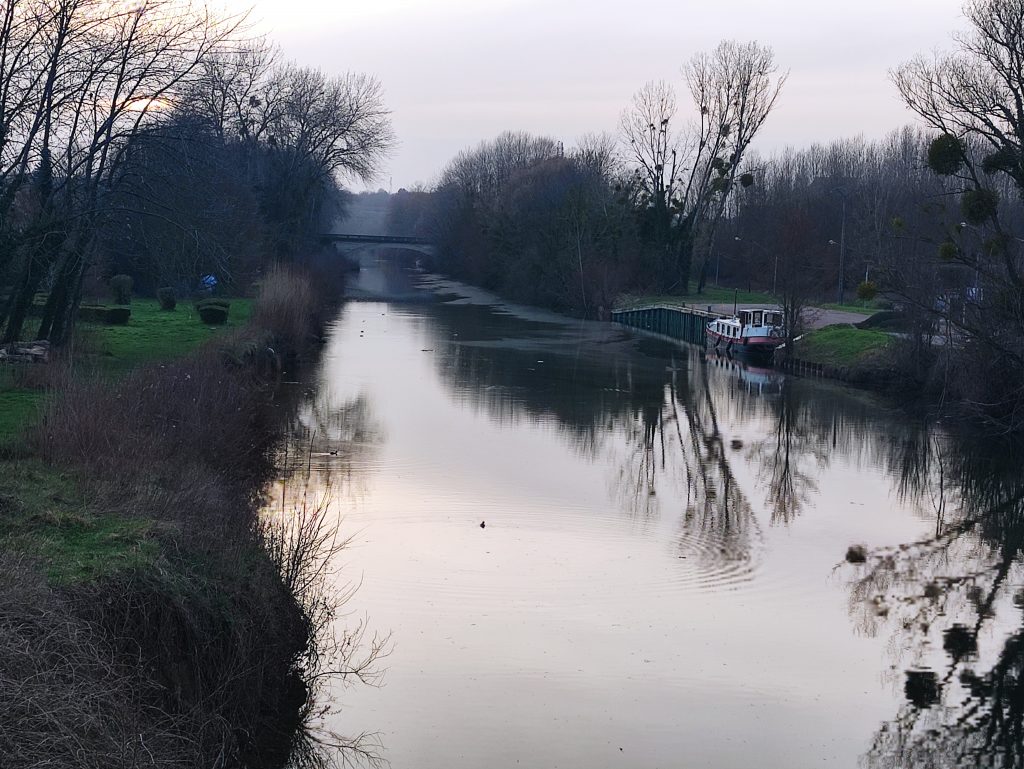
[37, 247, 78, 342]
[2, 251, 46, 343]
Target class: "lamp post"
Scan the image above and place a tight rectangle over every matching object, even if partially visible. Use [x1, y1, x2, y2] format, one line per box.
[734, 236, 778, 294]
[830, 240, 875, 295]
[829, 188, 849, 304]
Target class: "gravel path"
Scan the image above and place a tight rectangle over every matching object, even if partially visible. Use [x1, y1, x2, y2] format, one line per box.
[700, 303, 871, 330]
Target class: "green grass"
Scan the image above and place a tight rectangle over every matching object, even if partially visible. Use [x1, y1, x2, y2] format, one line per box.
[81, 297, 254, 370]
[819, 299, 886, 316]
[616, 287, 882, 315]
[0, 459, 157, 584]
[616, 286, 776, 309]
[0, 388, 46, 446]
[0, 295, 252, 587]
[795, 324, 893, 367]
[0, 297, 253, 442]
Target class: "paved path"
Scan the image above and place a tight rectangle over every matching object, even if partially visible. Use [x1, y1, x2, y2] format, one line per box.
[700, 303, 871, 330]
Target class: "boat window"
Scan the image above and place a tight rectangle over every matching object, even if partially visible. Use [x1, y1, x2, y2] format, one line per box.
[752, 311, 762, 326]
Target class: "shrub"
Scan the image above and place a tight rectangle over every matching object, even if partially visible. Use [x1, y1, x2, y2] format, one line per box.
[198, 304, 229, 325]
[856, 280, 878, 301]
[157, 287, 177, 311]
[197, 298, 230, 310]
[938, 241, 959, 261]
[103, 306, 131, 325]
[78, 305, 106, 323]
[78, 305, 131, 324]
[109, 274, 133, 305]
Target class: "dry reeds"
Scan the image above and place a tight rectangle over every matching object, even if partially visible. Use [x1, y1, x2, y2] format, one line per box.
[253, 265, 323, 348]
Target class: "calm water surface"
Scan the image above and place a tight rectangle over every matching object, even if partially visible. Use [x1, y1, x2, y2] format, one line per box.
[272, 259, 1024, 769]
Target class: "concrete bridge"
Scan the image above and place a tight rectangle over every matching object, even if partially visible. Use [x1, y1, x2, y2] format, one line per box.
[319, 232, 436, 257]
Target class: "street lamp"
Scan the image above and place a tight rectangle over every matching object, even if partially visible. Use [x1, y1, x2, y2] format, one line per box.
[829, 239, 872, 287]
[734, 236, 778, 294]
[829, 188, 849, 304]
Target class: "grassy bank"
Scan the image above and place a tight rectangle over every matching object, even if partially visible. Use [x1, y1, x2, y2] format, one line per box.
[615, 286, 775, 309]
[0, 270, 333, 768]
[81, 297, 253, 369]
[794, 324, 894, 367]
[0, 298, 254, 445]
[615, 287, 884, 317]
[0, 384, 44, 448]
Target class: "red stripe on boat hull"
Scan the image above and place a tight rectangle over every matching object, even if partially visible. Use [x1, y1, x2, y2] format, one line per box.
[706, 329, 783, 353]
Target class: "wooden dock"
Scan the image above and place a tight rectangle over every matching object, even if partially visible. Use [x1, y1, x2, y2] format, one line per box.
[610, 304, 723, 346]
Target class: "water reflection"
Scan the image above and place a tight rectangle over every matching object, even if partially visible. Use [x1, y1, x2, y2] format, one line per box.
[749, 378, 828, 525]
[267, 385, 389, 769]
[275, 262, 1024, 769]
[845, 435, 1024, 768]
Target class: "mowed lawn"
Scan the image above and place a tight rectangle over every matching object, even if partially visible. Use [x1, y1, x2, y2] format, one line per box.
[82, 298, 254, 368]
[794, 324, 893, 367]
[615, 287, 883, 317]
[0, 297, 253, 443]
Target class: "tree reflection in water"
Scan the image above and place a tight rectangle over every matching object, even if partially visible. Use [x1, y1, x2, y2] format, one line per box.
[268, 387, 390, 769]
[421, 300, 768, 574]
[750, 376, 829, 525]
[845, 434, 1024, 768]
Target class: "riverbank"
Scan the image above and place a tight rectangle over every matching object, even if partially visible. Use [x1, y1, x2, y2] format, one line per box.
[0, 298, 255, 449]
[784, 324, 898, 385]
[613, 288, 883, 322]
[0, 268, 333, 768]
[612, 288, 908, 392]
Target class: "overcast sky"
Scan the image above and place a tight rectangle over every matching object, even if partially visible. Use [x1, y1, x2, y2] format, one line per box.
[236, 0, 968, 190]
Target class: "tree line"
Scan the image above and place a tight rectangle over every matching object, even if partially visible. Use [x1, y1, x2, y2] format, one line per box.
[0, 0, 393, 346]
[390, 0, 1024, 432]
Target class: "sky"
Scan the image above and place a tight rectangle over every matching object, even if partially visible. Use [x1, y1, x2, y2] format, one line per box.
[233, 0, 969, 190]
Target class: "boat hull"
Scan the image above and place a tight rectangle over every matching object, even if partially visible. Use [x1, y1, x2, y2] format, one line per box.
[706, 328, 783, 359]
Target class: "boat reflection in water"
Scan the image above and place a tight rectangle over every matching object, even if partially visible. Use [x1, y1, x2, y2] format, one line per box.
[704, 348, 785, 397]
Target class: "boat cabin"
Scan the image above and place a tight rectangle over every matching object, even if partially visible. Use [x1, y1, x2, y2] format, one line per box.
[737, 309, 783, 334]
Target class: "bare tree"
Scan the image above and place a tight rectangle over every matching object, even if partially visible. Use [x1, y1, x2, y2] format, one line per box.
[620, 41, 786, 293]
[0, 0, 248, 343]
[892, 0, 1024, 427]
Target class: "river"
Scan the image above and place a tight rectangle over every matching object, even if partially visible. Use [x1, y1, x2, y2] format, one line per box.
[270, 257, 1024, 769]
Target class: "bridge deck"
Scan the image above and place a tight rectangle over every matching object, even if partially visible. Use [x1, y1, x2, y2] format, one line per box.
[319, 233, 433, 246]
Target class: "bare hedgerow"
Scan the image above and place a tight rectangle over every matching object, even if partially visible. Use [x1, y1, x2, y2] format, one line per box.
[0, 554, 201, 769]
[259, 474, 391, 769]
